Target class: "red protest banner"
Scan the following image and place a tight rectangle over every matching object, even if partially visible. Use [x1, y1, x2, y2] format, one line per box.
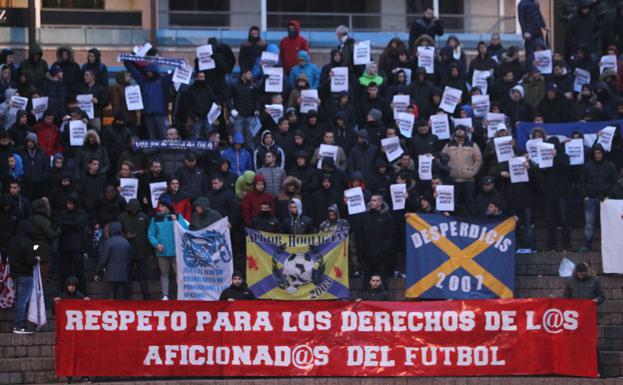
[55, 299, 597, 377]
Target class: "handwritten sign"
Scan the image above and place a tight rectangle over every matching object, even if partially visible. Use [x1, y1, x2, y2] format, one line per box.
[330, 67, 349, 93]
[440, 86, 462, 113]
[354, 40, 371, 65]
[124, 85, 143, 111]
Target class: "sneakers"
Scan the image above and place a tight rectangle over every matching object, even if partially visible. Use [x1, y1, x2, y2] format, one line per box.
[161, 295, 169, 301]
[12, 327, 33, 335]
[83, 376, 92, 383]
[578, 246, 591, 253]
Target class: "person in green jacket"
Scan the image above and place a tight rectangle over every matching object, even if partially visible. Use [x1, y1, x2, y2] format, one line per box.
[235, 170, 256, 200]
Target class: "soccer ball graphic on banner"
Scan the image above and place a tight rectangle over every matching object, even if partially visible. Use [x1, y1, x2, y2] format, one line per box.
[281, 252, 316, 293]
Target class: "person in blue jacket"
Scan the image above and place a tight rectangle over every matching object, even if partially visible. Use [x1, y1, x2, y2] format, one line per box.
[252, 43, 281, 84]
[221, 132, 253, 177]
[147, 194, 188, 300]
[289, 51, 320, 89]
[123, 60, 173, 140]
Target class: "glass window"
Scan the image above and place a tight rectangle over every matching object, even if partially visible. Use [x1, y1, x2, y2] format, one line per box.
[168, 0, 230, 27]
[406, 0, 464, 31]
[42, 0, 104, 8]
[268, 0, 381, 31]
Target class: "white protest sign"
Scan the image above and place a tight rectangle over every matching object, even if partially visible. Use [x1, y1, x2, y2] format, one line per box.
[394, 67, 412, 84]
[600, 54, 617, 75]
[565, 138, 585, 165]
[124, 85, 143, 111]
[316, 144, 339, 169]
[597, 126, 616, 152]
[330, 67, 349, 93]
[451, 117, 473, 137]
[344, 187, 366, 215]
[9, 95, 27, 115]
[260, 51, 279, 70]
[390, 184, 407, 210]
[417, 46, 435, 74]
[207, 103, 221, 124]
[509, 157, 529, 183]
[440, 86, 462, 113]
[397, 112, 414, 138]
[485, 113, 506, 138]
[196, 44, 215, 71]
[494, 136, 515, 163]
[264, 67, 283, 93]
[31, 96, 48, 121]
[418, 154, 433, 180]
[526, 138, 543, 160]
[69, 120, 87, 146]
[150, 181, 168, 209]
[300, 89, 319, 114]
[132, 42, 152, 57]
[76, 94, 94, 119]
[392, 94, 410, 118]
[173, 64, 193, 85]
[119, 178, 138, 202]
[537, 142, 555, 168]
[430, 113, 450, 140]
[265, 104, 283, 124]
[436, 185, 455, 211]
[471, 94, 490, 118]
[472, 70, 491, 94]
[534, 50, 552, 74]
[573, 68, 591, 93]
[381, 136, 404, 162]
[353, 40, 371, 65]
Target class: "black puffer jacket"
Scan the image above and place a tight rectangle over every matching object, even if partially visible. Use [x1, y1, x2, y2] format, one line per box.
[188, 80, 218, 119]
[57, 198, 89, 252]
[582, 144, 618, 200]
[225, 77, 259, 117]
[8, 220, 37, 277]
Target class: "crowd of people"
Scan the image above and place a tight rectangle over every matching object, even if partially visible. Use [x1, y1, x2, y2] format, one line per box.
[0, 3, 612, 333]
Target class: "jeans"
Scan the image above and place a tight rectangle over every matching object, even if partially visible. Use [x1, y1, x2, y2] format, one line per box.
[233, 115, 256, 148]
[453, 181, 476, 216]
[192, 118, 212, 140]
[514, 208, 534, 249]
[158, 257, 176, 298]
[144, 115, 169, 140]
[584, 198, 600, 249]
[545, 197, 571, 248]
[14, 276, 34, 329]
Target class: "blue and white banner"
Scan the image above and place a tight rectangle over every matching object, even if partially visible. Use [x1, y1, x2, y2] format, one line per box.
[516, 120, 623, 151]
[406, 213, 516, 300]
[174, 217, 233, 301]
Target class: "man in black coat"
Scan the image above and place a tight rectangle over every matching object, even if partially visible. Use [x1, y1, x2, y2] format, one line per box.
[96, 221, 132, 299]
[361, 195, 394, 278]
[517, 0, 548, 62]
[57, 193, 89, 295]
[219, 271, 255, 301]
[356, 274, 391, 301]
[206, 174, 240, 225]
[175, 151, 208, 200]
[238, 26, 267, 72]
[8, 220, 39, 334]
[408, 7, 444, 51]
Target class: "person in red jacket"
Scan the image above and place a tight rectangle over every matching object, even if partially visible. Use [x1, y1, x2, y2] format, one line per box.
[279, 20, 309, 75]
[33, 110, 63, 156]
[241, 174, 274, 225]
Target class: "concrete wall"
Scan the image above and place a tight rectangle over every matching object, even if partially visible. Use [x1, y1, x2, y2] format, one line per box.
[381, 0, 406, 31]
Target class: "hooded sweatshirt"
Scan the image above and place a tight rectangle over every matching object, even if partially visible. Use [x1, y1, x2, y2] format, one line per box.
[123, 61, 172, 116]
[19, 44, 48, 88]
[283, 197, 313, 234]
[279, 20, 310, 74]
[239, 25, 267, 73]
[81, 48, 108, 87]
[289, 50, 320, 89]
[241, 174, 274, 224]
[189, 197, 222, 230]
[54, 45, 81, 92]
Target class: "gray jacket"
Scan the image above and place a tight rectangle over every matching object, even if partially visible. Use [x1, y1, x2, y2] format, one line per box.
[563, 276, 605, 305]
[97, 222, 132, 282]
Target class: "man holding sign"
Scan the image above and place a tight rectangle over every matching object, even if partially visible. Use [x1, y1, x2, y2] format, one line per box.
[123, 59, 173, 140]
[441, 125, 482, 216]
[76, 70, 108, 130]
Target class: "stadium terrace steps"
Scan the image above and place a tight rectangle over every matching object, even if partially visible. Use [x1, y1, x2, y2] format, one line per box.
[1, 250, 622, 384]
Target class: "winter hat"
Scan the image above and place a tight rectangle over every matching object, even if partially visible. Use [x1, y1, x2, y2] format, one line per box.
[49, 64, 62, 76]
[575, 262, 588, 273]
[510, 85, 525, 98]
[368, 108, 382, 122]
[335, 25, 349, 34]
[25, 132, 38, 145]
[158, 194, 175, 211]
[232, 131, 245, 145]
[482, 175, 495, 185]
[356, 129, 369, 140]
